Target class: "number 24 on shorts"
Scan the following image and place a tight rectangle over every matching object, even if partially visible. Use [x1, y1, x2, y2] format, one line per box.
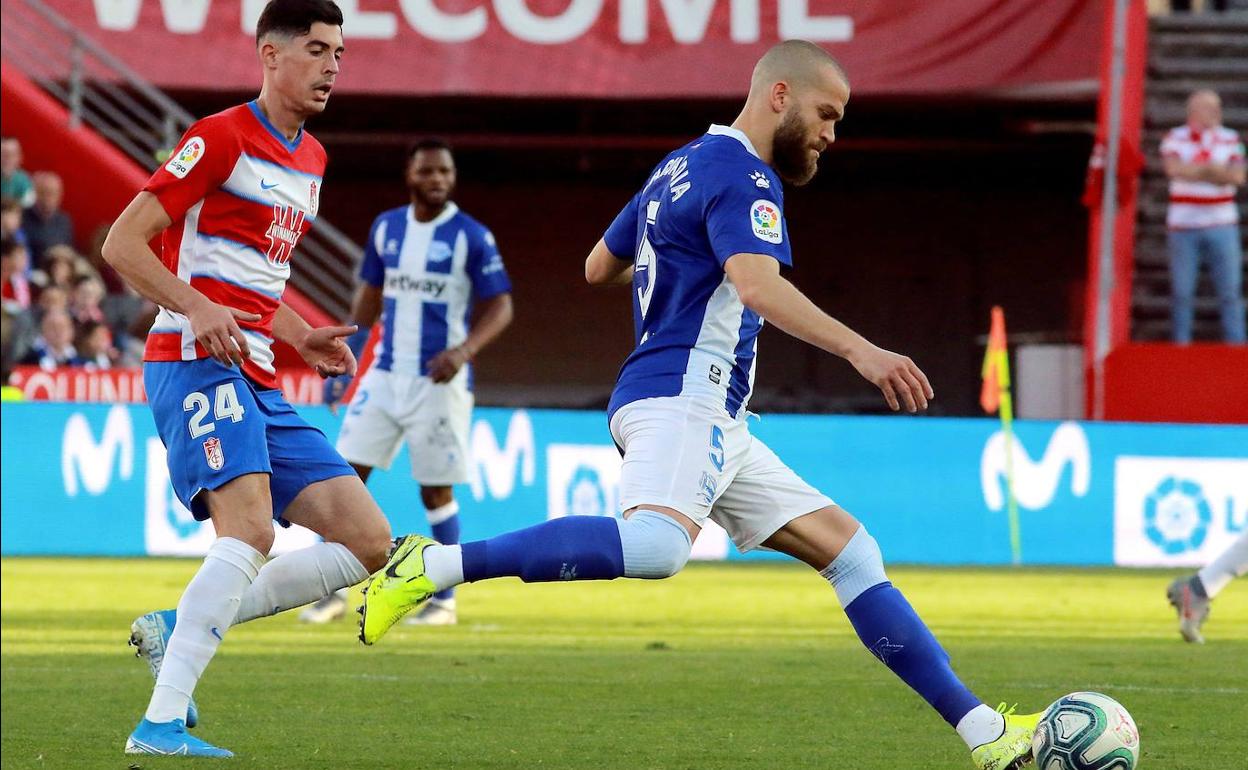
[184, 382, 246, 438]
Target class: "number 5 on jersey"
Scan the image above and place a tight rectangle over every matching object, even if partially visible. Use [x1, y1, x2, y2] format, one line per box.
[184, 383, 246, 439]
[635, 200, 662, 320]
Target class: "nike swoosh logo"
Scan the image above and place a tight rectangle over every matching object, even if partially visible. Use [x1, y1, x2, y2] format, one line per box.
[260, 180, 279, 190]
[210, 626, 223, 641]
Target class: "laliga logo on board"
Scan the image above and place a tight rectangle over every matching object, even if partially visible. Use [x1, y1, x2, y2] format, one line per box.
[980, 422, 1091, 511]
[1142, 476, 1211, 556]
[566, 465, 608, 517]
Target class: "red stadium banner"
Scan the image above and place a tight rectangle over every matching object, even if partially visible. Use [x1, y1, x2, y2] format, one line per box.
[41, 0, 1100, 98]
[8, 366, 328, 404]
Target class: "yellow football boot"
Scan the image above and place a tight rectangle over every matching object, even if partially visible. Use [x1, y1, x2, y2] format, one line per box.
[358, 535, 438, 645]
[970, 703, 1041, 770]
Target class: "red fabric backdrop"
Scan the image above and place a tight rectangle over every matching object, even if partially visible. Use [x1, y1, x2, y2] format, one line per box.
[42, 0, 1100, 98]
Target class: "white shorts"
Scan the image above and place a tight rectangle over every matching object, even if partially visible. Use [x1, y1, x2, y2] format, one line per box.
[609, 395, 834, 553]
[336, 368, 473, 485]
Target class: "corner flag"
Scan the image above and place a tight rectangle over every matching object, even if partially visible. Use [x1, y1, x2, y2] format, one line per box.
[981, 306, 1021, 565]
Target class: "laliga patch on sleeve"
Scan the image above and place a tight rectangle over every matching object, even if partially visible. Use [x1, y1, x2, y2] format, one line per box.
[749, 199, 783, 245]
[165, 136, 206, 179]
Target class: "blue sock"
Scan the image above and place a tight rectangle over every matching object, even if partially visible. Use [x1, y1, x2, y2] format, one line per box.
[845, 582, 982, 727]
[460, 516, 625, 583]
[428, 503, 461, 602]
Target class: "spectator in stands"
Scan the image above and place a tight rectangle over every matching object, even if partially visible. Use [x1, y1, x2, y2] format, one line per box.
[33, 244, 80, 295]
[70, 274, 108, 326]
[0, 138, 35, 207]
[2, 236, 32, 311]
[35, 285, 68, 320]
[74, 319, 117, 370]
[1171, 0, 1230, 11]
[1162, 89, 1246, 344]
[21, 307, 76, 370]
[1, 196, 26, 246]
[21, 171, 74, 262]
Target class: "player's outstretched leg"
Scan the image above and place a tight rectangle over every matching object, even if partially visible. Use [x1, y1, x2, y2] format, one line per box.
[359, 508, 691, 644]
[766, 508, 1040, 770]
[406, 494, 461, 626]
[1167, 529, 1248, 643]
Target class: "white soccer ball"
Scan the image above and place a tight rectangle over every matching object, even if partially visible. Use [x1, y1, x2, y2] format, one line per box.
[1032, 692, 1140, 770]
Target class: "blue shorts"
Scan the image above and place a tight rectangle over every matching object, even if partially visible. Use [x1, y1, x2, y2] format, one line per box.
[144, 359, 354, 523]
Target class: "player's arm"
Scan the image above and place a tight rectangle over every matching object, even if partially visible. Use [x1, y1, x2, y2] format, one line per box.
[428, 293, 514, 384]
[101, 191, 257, 366]
[1162, 155, 1246, 185]
[585, 238, 634, 285]
[273, 302, 358, 378]
[724, 253, 933, 413]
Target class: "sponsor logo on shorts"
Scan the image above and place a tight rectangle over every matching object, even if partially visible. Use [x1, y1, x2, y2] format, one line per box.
[202, 437, 224, 470]
[750, 199, 782, 244]
[697, 471, 717, 506]
[164, 136, 205, 179]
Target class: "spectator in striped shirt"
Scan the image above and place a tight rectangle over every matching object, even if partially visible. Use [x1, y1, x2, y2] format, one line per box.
[1161, 89, 1245, 343]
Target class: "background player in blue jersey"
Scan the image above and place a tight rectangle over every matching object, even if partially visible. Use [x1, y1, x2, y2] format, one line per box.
[307, 139, 513, 626]
[358, 41, 1042, 770]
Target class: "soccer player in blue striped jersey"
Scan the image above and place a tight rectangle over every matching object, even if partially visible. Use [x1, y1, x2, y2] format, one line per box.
[309, 139, 513, 626]
[360, 42, 1041, 770]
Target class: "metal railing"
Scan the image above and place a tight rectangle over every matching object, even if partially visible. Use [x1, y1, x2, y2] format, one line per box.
[0, 0, 360, 318]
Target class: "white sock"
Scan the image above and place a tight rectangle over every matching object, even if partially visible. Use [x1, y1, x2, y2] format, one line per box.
[145, 537, 264, 724]
[234, 542, 369, 624]
[956, 704, 1005, 750]
[426, 501, 459, 525]
[1198, 530, 1248, 599]
[423, 544, 465, 591]
[819, 526, 888, 608]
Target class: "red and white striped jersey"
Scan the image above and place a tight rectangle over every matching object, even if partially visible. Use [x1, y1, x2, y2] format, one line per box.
[1161, 124, 1245, 230]
[142, 101, 326, 388]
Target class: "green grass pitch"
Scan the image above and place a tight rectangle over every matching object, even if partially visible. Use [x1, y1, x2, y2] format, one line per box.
[2, 558, 1245, 769]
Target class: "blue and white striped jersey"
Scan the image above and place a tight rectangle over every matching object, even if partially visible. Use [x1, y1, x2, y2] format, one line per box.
[604, 125, 791, 420]
[359, 202, 511, 382]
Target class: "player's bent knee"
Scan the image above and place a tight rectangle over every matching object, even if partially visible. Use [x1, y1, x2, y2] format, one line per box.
[618, 509, 693, 579]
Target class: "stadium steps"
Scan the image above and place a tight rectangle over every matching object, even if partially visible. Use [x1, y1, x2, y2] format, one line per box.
[1131, 12, 1248, 342]
[0, 0, 360, 321]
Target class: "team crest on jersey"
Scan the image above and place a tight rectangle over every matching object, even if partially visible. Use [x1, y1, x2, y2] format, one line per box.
[203, 437, 225, 470]
[165, 136, 205, 179]
[750, 200, 783, 244]
[264, 204, 307, 266]
[308, 180, 319, 217]
[427, 240, 452, 263]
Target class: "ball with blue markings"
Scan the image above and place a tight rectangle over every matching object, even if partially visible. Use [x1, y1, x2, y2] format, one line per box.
[1032, 692, 1140, 770]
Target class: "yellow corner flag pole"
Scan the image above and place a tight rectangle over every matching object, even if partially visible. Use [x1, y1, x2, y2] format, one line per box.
[980, 306, 1021, 565]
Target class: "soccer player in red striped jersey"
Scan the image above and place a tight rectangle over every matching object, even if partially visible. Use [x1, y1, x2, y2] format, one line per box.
[103, 0, 404, 757]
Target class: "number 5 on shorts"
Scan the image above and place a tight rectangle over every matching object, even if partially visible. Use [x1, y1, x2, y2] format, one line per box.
[184, 382, 246, 438]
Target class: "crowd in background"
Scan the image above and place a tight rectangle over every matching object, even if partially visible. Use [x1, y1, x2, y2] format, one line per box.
[1, 136, 153, 380]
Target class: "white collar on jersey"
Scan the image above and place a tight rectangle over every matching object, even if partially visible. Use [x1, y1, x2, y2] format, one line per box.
[707, 124, 761, 159]
[407, 201, 459, 228]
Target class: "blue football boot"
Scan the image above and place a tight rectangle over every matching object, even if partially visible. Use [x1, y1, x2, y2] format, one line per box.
[125, 718, 232, 757]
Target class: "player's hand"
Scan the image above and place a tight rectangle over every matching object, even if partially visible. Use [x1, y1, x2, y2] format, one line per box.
[299, 324, 359, 379]
[322, 374, 352, 415]
[427, 346, 470, 384]
[847, 342, 933, 413]
[186, 297, 260, 367]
